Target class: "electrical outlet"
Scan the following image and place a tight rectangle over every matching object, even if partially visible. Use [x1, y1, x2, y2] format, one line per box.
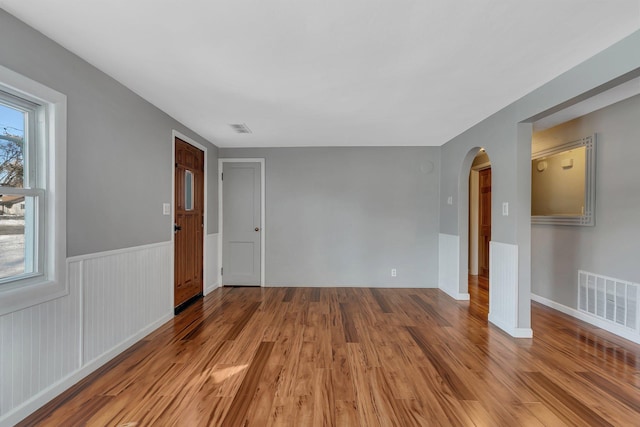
[391, 268, 397, 277]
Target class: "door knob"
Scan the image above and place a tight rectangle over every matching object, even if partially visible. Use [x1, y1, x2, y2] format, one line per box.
[174, 224, 182, 233]
[255, 227, 260, 232]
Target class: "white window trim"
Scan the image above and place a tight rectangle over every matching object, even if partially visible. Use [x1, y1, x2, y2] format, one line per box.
[0, 65, 67, 316]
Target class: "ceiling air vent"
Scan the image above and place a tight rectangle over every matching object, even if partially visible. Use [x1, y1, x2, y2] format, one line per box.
[229, 123, 252, 134]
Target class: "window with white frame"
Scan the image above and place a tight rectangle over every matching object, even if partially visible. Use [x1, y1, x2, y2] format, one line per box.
[0, 66, 66, 315]
[0, 92, 42, 282]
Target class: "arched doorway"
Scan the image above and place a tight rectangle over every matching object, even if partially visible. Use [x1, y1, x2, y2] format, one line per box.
[468, 149, 491, 315]
[443, 140, 532, 337]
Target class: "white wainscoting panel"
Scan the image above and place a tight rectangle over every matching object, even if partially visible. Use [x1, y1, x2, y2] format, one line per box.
[489, 241, 531, 337]
[80, 242, 172, 364]
[0, 241, 173, 426]
[205, 233, 219, 295]
[0, 262, 81, 421]
[438, 233, 462, 299]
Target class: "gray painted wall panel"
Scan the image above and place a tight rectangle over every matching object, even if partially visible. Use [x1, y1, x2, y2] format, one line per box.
[220, 147, 440, 287]
[531, 95, 640, 307]
[0, 10, 218, 257]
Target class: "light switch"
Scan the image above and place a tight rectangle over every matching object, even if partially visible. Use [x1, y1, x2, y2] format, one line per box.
[163, 203, 171, 215]
[502, 202, 509, 216]
[447, 196, 453, 205]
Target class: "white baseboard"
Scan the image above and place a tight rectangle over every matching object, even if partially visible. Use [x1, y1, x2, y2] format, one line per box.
[262, 283, 438, 288]
[1, 312, 172, 427]
[204, 282, 220, 295]
[440, 287, 470, 301]
[488, 314, 533, 338]
[531, 294, 640, 345]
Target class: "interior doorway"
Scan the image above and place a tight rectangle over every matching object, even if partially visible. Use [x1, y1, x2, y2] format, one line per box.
[468, 149, 491, 311]
[478, 168, 491, 277]
[218, 158, 266, 287]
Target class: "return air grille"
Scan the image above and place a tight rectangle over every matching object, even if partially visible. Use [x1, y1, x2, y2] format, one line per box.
[578, 270, 639, 332]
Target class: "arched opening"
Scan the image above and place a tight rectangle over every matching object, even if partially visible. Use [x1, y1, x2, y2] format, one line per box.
[468, 149, 491, 316]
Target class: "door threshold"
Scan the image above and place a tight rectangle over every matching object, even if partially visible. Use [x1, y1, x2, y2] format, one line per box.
[174, 292, 203, 315]
[223, 285, 261, 289]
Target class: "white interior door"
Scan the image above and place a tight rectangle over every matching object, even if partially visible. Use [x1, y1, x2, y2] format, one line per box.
[222, 161, 261, 286]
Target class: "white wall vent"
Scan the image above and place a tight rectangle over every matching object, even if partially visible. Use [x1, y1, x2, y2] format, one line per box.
[229, 123, 252, 134]
[578, 270, 639, 332]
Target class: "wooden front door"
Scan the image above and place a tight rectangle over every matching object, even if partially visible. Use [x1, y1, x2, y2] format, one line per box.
[478, 168, 491, 278]
[174, 138, 204, 308]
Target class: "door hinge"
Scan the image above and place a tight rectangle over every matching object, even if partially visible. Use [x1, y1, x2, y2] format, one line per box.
[175, 162, 178, 168]
[221, 267, 223, 276]
[221, 172, 223, 181]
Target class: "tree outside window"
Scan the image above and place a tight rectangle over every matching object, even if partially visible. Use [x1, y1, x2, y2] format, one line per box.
[0, 102, 27, 280]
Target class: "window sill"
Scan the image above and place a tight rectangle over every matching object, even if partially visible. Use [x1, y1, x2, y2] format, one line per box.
[0, 277, 68, 316]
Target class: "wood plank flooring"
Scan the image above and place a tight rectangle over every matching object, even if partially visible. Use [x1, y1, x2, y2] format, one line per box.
[18, 277, 640, 426]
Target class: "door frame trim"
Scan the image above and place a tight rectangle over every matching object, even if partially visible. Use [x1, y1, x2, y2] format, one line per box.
[469, 161, 491, 275]
[218, 158, 266, 287]
[171, 130, 208, 310]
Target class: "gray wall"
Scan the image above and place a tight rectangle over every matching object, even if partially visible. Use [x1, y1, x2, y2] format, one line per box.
[220, 147, 440, 287]
[0, 9, 219, 257]
[439, 29, 640, 328]
[531, 94, 640, 307]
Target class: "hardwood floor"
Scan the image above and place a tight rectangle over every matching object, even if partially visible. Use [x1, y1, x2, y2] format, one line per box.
[18, 280, 640, 426]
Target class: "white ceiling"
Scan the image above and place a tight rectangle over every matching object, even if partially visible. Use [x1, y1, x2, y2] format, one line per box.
[1, 1, 639, 147]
